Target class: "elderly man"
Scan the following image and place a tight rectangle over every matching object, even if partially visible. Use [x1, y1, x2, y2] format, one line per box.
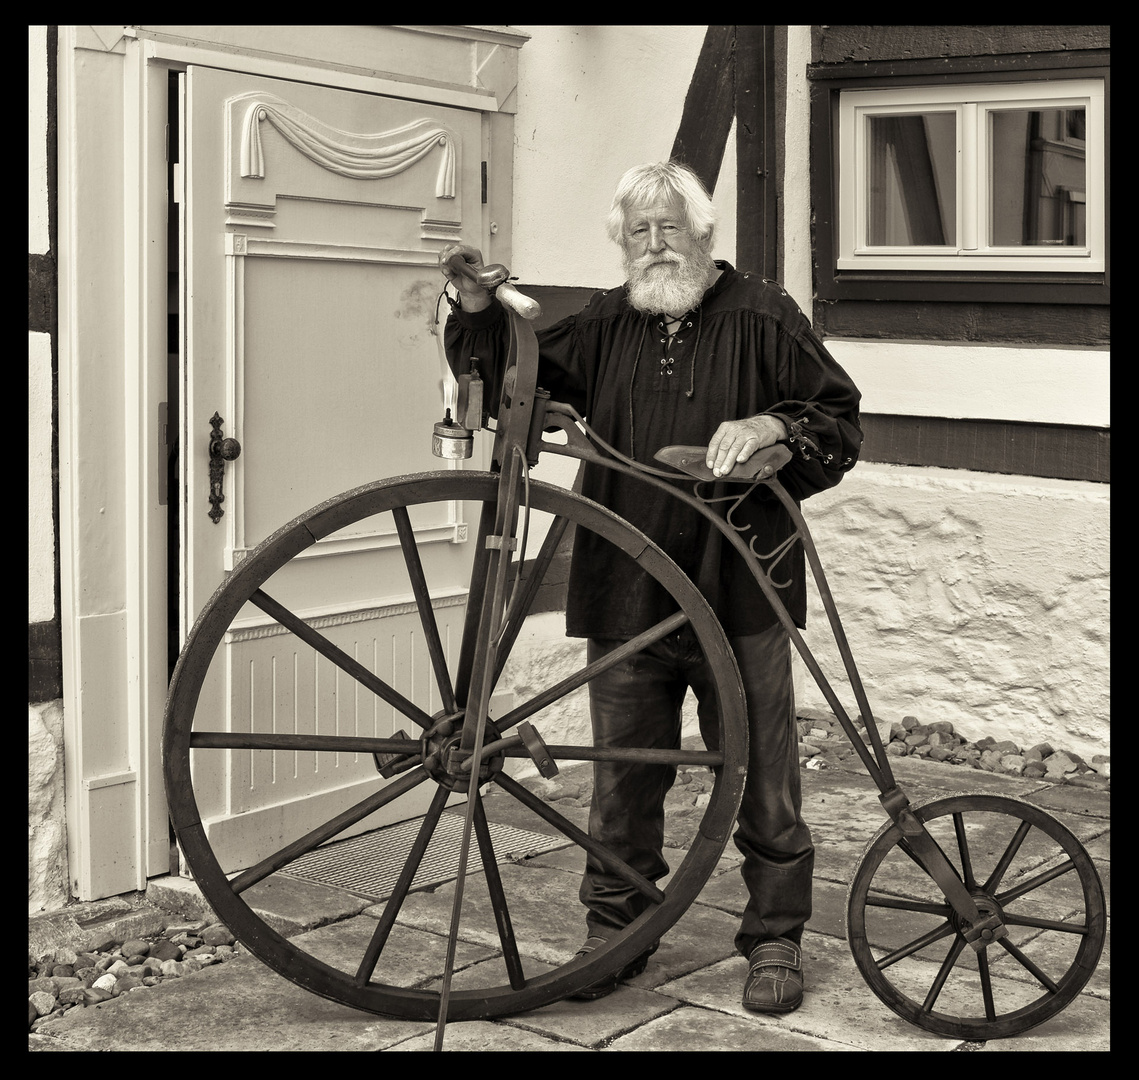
[440, 161, 861, 1014]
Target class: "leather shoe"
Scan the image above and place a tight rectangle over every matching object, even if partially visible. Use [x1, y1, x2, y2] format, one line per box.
[568, 936, 658, 1000]
[742, 938, 804, 1013]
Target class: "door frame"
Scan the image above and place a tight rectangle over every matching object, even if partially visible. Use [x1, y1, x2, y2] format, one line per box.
[56, 24, 526, 899]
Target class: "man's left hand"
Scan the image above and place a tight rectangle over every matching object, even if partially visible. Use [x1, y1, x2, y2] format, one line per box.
[706, 415, 788, 477]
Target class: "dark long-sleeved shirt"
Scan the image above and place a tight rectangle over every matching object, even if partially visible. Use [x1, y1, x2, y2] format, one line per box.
[444, 261, 862, 639]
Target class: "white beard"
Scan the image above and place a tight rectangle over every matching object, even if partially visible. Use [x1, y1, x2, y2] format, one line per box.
[624, 248, 716, 316]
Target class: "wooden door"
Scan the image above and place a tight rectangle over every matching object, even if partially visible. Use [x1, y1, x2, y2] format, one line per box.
[179, 66, 485, 872]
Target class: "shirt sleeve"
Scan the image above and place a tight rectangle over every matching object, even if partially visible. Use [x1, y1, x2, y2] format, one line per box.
[761, 322, 863, 503]
[444, 295, 592, 421]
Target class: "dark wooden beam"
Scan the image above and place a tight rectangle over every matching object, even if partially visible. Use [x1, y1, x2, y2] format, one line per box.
[735, 25, 779, 278]
[670, 25, 737, 194]
[860, 415, 1109, 483]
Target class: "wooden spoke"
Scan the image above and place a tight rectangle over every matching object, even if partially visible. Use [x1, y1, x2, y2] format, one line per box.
[355, 785, 451, 986]
[980, 817, 1033, 895]
[495, 610, 690, 735]
[863, 893, 952, 918]
[995, 858, 1079, 906]
[227, 767, 429, 895]
[920, 934, 969, 1013]
[472, 793, 526, 990]
[494, 772, 665, 905]
[952, 810, 978, 889]
[453, 500, 496, 708]
[874, 920, 957, 970]
[393, 506, 458, 715]
[250, 588, 434, 731]
[491, 512, 571, 686]
[189, 731, 420, 754]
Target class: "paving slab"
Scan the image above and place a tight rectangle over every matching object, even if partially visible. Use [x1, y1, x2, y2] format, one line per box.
[498, 976, 680, 1048]
[606, 1004, 862, 1052]
[658, 931, 961, 1052]
[389, 1019, 594, 1051]
[30, 942, 433, 1051]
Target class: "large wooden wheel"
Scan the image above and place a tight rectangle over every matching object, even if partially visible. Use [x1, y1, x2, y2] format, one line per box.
[164, 470, 747, 1021]
[846, 793, 1106, 1039]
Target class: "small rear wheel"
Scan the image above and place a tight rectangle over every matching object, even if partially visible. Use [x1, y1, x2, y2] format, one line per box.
[846, 793, 1106, 1039]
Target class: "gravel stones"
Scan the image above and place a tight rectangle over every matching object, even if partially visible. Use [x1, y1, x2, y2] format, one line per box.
[796, 708, 1109, 790]
[27, 919, 241, 1031]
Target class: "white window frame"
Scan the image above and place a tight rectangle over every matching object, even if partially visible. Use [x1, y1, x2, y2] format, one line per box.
[838, 79, 1105, 273]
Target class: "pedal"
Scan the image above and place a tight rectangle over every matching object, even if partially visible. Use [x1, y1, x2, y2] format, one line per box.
[518, 721, 559, 778]
[373, 730, 419, 778]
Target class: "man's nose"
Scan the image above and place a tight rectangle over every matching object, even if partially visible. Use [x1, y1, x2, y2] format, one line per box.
[646, 226, 667, 252]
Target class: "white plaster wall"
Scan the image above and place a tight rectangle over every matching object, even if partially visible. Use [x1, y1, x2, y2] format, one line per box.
[29, 25, 54, 628]
[512, 25, 736, 286]
[782, 25, 813, 313]
[500, 466, 1110, 767]
[794, 464, 1109, 759]
[30, 702, 70, 913]
[828, 341, 1110, 427]
[29, 26, 69, 913]
[29, 26, 49, 256]
[29, 333, 54, 626]
[512, 25, 736, 500]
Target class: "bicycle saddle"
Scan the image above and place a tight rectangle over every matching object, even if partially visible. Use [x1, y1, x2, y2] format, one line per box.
[654, 442, 792, 483]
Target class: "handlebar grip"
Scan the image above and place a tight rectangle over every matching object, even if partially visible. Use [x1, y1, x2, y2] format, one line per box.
[495, 281, 542, 321]
[445, 254, 542, 320]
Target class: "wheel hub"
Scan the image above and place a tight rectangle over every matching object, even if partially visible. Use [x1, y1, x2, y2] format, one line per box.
[421, 712, 504, 792]
[947, 889, 1003, 941]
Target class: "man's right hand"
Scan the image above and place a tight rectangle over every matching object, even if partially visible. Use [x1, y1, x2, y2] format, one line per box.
[440, 243, 493, 313]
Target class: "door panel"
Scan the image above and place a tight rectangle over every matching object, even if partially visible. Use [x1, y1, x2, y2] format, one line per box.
[181, 66, 485, 871]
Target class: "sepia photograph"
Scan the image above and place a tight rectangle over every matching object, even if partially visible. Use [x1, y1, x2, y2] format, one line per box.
[30, 25, 1108, 1051]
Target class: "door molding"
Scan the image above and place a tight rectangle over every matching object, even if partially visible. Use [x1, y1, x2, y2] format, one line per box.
[219, 230, 469, 572]
[123, 25, 526, 114]
[226, 589, 470, 642]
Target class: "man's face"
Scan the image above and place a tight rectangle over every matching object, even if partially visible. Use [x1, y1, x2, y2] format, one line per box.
[621, 200, 704, 264]
[621, 199, 714, 316]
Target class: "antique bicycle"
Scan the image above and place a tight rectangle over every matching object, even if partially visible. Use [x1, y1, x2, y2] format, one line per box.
[164, 263, 1105, 1048]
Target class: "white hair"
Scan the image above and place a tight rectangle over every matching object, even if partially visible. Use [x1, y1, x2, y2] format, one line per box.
[606, 161, 717, 248]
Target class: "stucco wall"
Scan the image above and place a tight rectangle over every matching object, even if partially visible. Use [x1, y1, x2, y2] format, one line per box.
[794, 464, 1109, 759]
[499, 463, 1110, 768]
[512, 24, 737, 287]
[30, 25, 69, 914]
[29, 24, 53, 627]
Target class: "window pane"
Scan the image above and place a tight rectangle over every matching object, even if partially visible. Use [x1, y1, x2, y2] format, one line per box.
[990, 108, 1087, 247]
[867, 113, 956, 245]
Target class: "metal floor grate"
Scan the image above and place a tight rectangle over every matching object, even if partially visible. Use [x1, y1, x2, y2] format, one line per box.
[281, 813, 565, 900]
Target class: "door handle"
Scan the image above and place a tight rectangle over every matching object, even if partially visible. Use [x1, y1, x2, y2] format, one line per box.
[208, 411, 242, 523]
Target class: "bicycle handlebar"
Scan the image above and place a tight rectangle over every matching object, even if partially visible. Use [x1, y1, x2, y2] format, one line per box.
[445, 254, 542, 321]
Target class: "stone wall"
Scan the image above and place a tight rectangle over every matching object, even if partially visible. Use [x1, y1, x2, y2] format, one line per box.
[792, 463, 1109, 759]
[499, 463, 1109, 767]
[29, 701, 69, 914]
